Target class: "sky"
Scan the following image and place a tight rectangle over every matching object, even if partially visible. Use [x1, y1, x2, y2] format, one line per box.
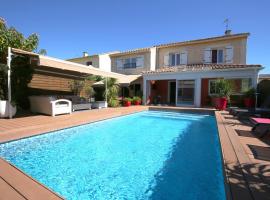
[0, 0, 269, 73]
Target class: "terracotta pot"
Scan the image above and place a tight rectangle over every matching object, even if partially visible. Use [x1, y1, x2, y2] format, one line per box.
[124, 101, 131, 107]
[244, 98, 255, 108]
[133, 100, 141, 105]
[215, 97, 227, 110]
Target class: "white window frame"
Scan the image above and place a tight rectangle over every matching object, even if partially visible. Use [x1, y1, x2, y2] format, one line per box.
[211, 48, 224, 64]
[169, 52, 187, 66]
[208, 79, 218, 96]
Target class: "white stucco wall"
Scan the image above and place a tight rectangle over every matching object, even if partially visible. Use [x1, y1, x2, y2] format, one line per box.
[99, 53, 112, 72]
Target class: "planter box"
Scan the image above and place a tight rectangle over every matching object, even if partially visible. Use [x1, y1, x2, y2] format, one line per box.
[0, 100, 17, 118]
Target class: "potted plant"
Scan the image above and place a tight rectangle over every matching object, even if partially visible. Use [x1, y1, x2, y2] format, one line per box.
[243, 88, 256, 108]
[214, 79, 232, 110]
[132, 96, 141, 105]
[123, 97, 132, 107]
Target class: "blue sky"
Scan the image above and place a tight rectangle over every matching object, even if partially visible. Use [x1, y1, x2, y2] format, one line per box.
[1, 0, 269, 73]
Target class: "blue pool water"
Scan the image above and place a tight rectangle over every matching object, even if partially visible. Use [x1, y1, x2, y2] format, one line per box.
[0, 111, 225, 200]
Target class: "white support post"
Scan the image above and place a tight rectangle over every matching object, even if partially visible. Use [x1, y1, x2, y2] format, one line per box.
[143, 78, 147, 105]
[105, 77, 108, 108]
[7, 47, 12, 119]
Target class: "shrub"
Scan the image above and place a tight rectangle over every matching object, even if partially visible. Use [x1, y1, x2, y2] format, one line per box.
[244, 88, 256, 98]
[132, 96, 141, 104]
[123, 97, 132, 102]
[215, 79, 232, 99]
[109, 98, 119, 107]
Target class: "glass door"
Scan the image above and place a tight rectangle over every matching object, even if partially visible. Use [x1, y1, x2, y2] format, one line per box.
[177, 80, 195, 105]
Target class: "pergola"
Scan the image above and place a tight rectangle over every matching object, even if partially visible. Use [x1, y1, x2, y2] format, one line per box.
[6, 47, 141, 118]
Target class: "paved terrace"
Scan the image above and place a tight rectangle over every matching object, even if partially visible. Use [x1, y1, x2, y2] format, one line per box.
[0, 106, 269, 200]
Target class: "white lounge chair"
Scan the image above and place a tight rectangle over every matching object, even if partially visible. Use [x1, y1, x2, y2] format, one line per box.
[29, 96, 72, 116]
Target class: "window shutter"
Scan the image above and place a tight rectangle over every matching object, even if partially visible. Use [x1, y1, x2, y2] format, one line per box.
[181, 51, 188, 64]
[203, 48, 212, 63]
[225, 45, 233, 63]
[136, 56, 144, 67]
[164, 53, 170, 66]
[116, 59, 123, 69]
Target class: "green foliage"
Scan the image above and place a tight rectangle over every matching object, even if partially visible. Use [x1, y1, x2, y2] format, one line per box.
[124, 97, 132, 102]
[132, 96, 141, 102]
[215, 79, 232, 98]
[257, 80, 270, 108]
[0, 18, 40, 108]
[84, 83, 95, 98]
[11, 56, 34, 108]
[38, 49, 47, 55]
[86, 75, 102, 82]
[69, 80, 85, 96]
[108, 98, 120, 107]
[103, 78, 120, 107]
[244, 88, 256, 98]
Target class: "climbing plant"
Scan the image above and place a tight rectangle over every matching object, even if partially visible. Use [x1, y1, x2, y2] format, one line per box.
[0, 18, 43, 108]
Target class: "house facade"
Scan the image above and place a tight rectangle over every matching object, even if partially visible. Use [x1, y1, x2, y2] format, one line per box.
[68, 31, 262, 107]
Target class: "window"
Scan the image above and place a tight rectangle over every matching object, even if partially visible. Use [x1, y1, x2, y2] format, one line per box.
[86, 61, 92, 66]
[177, 80, 195, 105]
[169, 52, 187, 66]
[211, 49, 224, 64]
[209, 80, 218, 95]
[116, 56, 144, 69]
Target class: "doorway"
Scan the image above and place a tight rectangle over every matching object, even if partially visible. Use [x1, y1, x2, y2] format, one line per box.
[168, 81, 176, 105]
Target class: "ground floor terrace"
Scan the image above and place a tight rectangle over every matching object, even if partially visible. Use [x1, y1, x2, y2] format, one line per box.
[142, 66, 259, 107]
[0, 106, 269, 199]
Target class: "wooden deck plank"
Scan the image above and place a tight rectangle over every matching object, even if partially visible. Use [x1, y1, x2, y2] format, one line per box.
[0, 159, 63, 200]
[0, 177, 26, 200]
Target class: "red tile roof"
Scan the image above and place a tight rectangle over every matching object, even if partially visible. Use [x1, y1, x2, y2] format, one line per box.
[142, 64, 262, 74]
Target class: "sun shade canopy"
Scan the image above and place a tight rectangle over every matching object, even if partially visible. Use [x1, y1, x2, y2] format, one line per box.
[93, 75, 141, 86]
[11, 48, 138, 81]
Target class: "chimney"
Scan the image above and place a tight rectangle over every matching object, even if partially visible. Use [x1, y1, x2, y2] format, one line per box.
[83, 52, 89, 57]
[225, 29, 232, 35]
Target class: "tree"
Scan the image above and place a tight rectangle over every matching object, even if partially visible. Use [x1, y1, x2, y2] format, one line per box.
[0, 18, 41, 108]
[38, 49, 47, 55]
[69, 80, 85, 96]
[103, 78, 120, 107]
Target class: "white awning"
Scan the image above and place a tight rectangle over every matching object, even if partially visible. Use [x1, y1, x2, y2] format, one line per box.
[93, 75, 141, 86]
[11, 48, 131, 79]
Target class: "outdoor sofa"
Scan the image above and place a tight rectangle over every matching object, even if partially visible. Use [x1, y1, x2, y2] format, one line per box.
[64, 96, 92, 112]
[29, 96, 72, 116]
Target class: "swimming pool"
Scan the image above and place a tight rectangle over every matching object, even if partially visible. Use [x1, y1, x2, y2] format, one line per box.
[0, 111, 226, 200]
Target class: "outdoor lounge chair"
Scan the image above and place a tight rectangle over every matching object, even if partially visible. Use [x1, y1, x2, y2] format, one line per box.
[230, 108, 270, 119]
[29, 96, 72, 116]
[250, 117, 270, 138]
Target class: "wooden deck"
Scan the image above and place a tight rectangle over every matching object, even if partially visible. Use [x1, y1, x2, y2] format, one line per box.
[0, 106, 269, 200]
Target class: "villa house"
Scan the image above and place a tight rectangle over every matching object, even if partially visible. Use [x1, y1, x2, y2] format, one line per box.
[68, 31, 262, 107]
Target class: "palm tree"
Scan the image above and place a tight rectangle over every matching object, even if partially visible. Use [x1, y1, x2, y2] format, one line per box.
[103, 78, 120, 107]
